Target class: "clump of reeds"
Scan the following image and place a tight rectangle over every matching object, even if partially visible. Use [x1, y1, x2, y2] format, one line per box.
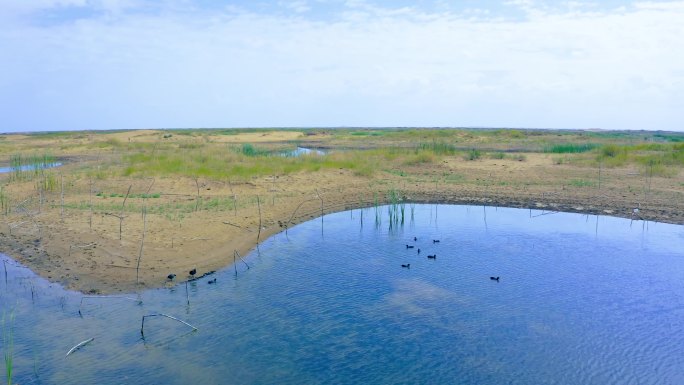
[386, 189, 406, 229]
[8, 153, 56, 182]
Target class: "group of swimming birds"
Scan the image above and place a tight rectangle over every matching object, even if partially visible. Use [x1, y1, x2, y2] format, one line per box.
[164, 237, 500, 284]
[402, 237, 501, 282]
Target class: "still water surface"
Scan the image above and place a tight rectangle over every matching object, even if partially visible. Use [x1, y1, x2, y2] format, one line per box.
[0, 162, 62, 174]
[2, 205, 684, 384]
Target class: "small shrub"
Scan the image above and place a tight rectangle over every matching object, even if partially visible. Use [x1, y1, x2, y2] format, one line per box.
[404, 151, 435, 165]
[601, 144, 622, 158]
[464, 149, 481, 161]
[490, 152, 506, 159]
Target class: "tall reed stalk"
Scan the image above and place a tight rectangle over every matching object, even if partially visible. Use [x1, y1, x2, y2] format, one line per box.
[2, 310, 14, 385]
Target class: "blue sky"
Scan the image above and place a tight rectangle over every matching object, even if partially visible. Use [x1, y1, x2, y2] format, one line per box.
[1, 0, 683, 133]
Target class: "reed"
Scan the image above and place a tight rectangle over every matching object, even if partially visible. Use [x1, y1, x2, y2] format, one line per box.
[0, 187, 8, 216]
[544, 143, 598, 153]
[2, 310, 14, 385]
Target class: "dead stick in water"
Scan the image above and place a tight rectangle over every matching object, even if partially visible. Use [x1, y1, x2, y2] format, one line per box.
[65, 338, 94, 358]
[256, 195, 262, 245]
[233, 251, 237, 276]
[79, 295, 140, 316]
[235, 250, 250, 270]
[140, 313, 198, 337]
[185, 281, 189, 305]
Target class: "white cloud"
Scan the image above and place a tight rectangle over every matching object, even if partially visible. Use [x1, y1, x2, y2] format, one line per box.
[0, 1, 683, 131]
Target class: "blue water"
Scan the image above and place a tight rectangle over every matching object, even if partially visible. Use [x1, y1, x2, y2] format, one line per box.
[283, 147, 327, 157]
[2, 205, 684, 384]
[0, 162, 62, 174]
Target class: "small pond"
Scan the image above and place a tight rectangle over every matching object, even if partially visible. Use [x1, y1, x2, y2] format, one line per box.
[282, 147, 327, 157]
[0, 162, 62, 174]
[1, 205, 684, 384]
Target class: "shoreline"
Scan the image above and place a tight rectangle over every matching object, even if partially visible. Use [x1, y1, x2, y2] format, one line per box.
[1, 186, 682, 296]
[1, 129, 682, 295]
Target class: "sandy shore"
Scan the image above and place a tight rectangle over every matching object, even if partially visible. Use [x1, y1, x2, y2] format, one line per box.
[1, 151, 682, 294]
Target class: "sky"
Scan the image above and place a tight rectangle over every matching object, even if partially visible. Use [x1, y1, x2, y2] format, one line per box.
[0, 0, 682, 133]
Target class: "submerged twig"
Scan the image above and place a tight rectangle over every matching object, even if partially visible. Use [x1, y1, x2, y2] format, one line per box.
[65, 338, 94, 358]
[140, 313, 198, 337]
[79, 295, 140, 315]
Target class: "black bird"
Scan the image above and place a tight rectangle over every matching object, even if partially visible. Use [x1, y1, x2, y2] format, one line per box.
[427, 254, 436, 259]
[401, 264, 411, 268]
[208, 278, 217, 284]
[406, 245, 415, 249]
[417, 248, 421, 254]
[490, 276, 500, 281]
[414, 236, 417, 241]
[433, 239, 440, 243]
[189, 268, 197, 277]
[167, 273, 176, 281]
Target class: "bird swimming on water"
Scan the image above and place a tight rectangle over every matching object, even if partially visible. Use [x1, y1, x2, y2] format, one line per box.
[427, 254, 436, 259]
[490, 276, 500, 281]
[401, 264, 410, 268]
[406, 244, 414, 249]
[208, 278, 217, 284]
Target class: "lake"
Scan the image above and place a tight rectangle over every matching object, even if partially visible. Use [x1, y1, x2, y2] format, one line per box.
[2, 205, 683, 384]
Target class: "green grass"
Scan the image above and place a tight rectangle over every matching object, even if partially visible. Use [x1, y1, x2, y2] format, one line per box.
[350, 131, 386, 137]
[544, 143, 598, 153]
[568, 179, 595, 187]
[417, 141, 456, 155]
